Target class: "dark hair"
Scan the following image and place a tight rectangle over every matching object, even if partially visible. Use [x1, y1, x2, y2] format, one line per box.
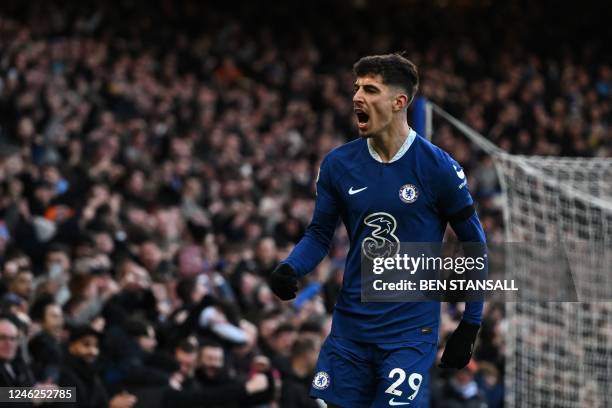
[123, 317, 152, 338]
[291, 336, 317, 358]
[176, 276, 198, 305]
[353, 53, 419, 104]
[199, 337, 223, 351]
[46, 242, 70, 255]
[273, 322, 296, 337]
[299, 319, 323, 334]
[68, 324, 101, 344]
[30, 294, 56, 322]
[176, 337, 199, 354]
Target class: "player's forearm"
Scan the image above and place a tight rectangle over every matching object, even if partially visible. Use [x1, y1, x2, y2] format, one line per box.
[449, 208, 486, 243]
[283, 210, 337, 277]
[463, 301, 484, 324]
[450, 210, 486, 324]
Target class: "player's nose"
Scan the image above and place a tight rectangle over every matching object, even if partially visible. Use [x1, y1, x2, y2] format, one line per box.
[353, 89, 364, 104]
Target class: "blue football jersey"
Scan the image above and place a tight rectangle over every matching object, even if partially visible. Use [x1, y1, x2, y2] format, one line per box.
[285, 129, 477, 343]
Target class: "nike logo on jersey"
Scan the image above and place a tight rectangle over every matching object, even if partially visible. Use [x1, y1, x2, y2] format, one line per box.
[453, 165, 465, 180]
[388, 398, 410, 406]
[349, 186, 368, 195]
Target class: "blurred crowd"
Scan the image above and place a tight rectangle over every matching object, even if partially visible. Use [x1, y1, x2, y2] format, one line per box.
[0, 0, 609, 407]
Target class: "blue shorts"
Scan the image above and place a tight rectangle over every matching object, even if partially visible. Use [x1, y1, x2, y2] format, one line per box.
[309, 335, 436, 408]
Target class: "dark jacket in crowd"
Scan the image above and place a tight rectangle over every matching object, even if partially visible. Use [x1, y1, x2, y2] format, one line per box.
[28, 331, 63, 382]
[436, 380, 487, 408]
[103, 289, 159, 327]
[56, 354, 109, 408]
[0, 356, 36, 387]
[101, 325, 170, 393]
[280, 370, 318, 408]
[161, 370, 276, 408]
[0, 356, 35, 407]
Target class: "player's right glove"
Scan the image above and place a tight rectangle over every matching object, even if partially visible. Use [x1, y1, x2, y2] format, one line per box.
[439, 320, 480, 369]
[268, 263, 298, 300]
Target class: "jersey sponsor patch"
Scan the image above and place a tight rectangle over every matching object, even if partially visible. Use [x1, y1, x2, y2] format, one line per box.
[362, 212, 400, 260]
[399, 184, 419, 204]
[312, 371, 330, 390]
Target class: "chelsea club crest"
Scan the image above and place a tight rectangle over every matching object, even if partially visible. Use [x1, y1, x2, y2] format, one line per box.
[399, 184, 418, 204]
[312, 371, 330, 390]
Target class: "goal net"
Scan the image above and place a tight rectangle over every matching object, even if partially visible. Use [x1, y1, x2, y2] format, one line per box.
[429, 103, 612, 408]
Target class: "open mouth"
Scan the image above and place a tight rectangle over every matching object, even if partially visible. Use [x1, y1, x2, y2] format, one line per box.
[355, 109, 369, 129]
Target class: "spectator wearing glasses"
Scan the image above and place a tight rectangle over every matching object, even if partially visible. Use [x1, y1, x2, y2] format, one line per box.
[0, 316, 35, 387]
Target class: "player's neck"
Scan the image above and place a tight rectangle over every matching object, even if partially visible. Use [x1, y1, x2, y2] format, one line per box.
[369, 121, 411, 163]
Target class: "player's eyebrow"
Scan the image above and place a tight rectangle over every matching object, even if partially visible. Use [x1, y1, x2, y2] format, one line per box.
[354, 83, 381, 93]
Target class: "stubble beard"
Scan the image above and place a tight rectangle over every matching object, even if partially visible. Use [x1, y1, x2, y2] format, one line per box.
[359, 126, 378, 139]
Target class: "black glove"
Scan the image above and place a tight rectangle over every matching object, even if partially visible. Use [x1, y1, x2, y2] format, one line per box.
[439, 320, 480, 369]
[268, 263, 298, 300]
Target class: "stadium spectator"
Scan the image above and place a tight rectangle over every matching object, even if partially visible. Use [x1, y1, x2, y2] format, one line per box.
[433, 361, 486, 408]
[195, 339, 226, 386]
[7, 269, 33, 302]
[161, 337, 276, 407]
[0, 316, 35, 387]
[280, 336, 321, 408]
[28, 294, 64, 382]
[101, 317, 170, 391]
[58, 324, 137, 408]
[474, 361, 503, 408]
[265, 322, 297, 375]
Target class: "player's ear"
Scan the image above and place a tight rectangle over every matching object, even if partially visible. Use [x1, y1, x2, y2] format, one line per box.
[392, 93, 409, 112]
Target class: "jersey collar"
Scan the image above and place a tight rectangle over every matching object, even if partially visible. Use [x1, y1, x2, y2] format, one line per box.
[367, 128, 417, 163]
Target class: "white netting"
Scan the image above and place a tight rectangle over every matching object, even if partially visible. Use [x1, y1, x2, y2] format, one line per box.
[430, 103, 612, 408]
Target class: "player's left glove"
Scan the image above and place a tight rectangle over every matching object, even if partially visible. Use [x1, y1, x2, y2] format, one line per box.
[439, 320, 480, 369]
[268, 263, 298, 301]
